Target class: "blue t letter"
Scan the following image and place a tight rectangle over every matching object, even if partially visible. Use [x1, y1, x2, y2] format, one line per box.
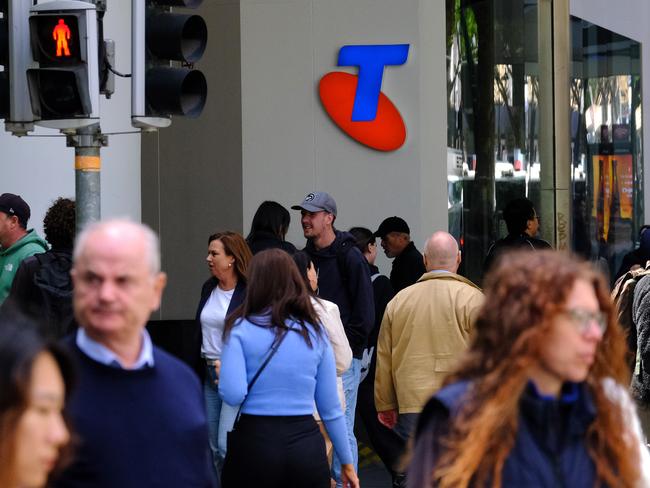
[337, 44, 409, 122]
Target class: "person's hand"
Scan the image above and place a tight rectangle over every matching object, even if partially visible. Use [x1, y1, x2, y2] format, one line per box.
[213, 359, 221, 385]
[341, 463, 359, 488]
[377, 409, 398, 429]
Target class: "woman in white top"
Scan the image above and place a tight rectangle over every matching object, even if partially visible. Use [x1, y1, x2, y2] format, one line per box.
[293, 251, 352, 463]
[194, 231, 252, 475]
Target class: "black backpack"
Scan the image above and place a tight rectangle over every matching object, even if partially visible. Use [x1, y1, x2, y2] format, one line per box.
[32, 251, 75, 337]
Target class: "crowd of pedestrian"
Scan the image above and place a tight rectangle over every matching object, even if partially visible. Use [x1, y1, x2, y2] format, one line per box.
[0, 190, 649, 487]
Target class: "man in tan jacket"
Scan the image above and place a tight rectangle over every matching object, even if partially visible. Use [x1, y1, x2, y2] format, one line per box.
[374, 231, 483, 441]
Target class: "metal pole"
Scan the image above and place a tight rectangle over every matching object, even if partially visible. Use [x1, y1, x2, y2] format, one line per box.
[68, 124, 107, 233]
[66, 1, 107, 234]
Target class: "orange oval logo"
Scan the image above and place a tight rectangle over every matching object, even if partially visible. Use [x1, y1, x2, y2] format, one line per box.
[319, 72, 406, 152]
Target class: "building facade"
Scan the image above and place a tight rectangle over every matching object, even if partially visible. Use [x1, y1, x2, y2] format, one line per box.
[2, 0, 648, 319]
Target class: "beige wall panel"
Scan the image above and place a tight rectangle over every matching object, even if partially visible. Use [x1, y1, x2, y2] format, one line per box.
[241, 0, 448, 272]
[241, 1, 316, 247]
[142, 2, 243, 319]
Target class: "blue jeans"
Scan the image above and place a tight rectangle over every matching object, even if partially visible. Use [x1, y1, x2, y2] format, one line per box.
[332, 358, 361, 486]
[204, 364, 239, 476]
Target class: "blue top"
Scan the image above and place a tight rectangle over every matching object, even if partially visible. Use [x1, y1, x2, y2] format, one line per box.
[219, 314, 353, 465]
[54, 337, 216, 488]
[413, 380, 598, 487]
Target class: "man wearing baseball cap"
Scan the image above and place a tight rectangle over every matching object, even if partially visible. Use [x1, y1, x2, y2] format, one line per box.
[0, 193, 48, 305]
[292, 191, 374, 487]
[374, 216, 425, 292]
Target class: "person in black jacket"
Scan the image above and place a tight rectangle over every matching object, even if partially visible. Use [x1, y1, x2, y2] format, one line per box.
[246, 201, 297, 255]
[615, 225, 650, 281]
[194, 231, 251, 476]
[374, 217, 425, 293]
[292, 191, 374, 487]
[349, 227, 407, 488]
[2, 197, 76, 338]
[631, 272, 650, 440]
[484, 197, 551, 274]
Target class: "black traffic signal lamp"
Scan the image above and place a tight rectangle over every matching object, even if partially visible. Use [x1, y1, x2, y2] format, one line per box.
[132, 0, 208, 129]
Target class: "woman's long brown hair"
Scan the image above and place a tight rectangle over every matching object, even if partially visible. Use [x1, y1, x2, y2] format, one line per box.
[431, 250, 639, 487]
[223, 249, 322, 345]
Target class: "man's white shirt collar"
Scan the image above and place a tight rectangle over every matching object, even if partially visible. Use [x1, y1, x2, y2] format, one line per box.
[76, 328, 155, 370]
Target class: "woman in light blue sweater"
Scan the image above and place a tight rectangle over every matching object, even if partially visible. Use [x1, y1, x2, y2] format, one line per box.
[219, 249, 359, 488]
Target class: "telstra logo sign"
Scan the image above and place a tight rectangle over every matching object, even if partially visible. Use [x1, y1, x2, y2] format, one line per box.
[319, 44, 409, 152]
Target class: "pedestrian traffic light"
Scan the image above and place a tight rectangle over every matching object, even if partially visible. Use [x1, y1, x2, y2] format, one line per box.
[0, 0, 9, 119]
[27, 0, 99, 130]
[131, 0, 208, 130]
[1, 0, 35, 135]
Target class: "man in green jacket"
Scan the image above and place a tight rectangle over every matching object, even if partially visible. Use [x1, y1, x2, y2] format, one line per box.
[0, 193, 48, 305]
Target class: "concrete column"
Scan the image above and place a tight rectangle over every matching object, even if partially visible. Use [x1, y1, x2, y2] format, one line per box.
[538, 0, 571, 249]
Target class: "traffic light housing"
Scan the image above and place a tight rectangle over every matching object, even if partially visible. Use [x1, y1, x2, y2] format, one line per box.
[0, 0, 9, 119]
[2, 0, 35, 135]
[27, 0, 99, 130]
[132, 0, 208, 130]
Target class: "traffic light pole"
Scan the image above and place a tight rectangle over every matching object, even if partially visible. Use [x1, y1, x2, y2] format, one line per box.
[67, 124, 107, 232]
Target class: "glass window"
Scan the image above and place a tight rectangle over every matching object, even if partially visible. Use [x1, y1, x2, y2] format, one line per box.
[446, 0, 547, 283]
[446, 0, 642, 285]
[570, 18, 643, 283]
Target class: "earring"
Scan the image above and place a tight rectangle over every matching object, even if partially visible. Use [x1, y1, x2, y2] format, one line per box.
[228, 263, 232, 267]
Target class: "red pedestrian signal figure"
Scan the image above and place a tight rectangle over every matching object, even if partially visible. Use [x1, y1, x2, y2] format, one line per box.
[53, 19, 71, 57]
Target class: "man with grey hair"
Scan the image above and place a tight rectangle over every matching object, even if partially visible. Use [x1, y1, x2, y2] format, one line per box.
[55, 220, 215, 487]
[374, 231, 483, 457]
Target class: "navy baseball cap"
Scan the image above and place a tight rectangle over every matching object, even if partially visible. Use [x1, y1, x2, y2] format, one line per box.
[292, 192, 337, 216]
[0, 193, 30, 226]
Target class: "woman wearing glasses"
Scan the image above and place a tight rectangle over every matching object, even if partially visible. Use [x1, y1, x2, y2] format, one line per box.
[408, 250, 650, 488]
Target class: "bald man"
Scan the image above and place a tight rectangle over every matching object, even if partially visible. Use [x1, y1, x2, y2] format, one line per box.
[55, 220, 215, 488]
[374, 231, 483, 445]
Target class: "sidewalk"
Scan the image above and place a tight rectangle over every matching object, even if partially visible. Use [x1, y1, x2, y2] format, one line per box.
[356, 436, 393, 487]
[358, 459, 392, 487]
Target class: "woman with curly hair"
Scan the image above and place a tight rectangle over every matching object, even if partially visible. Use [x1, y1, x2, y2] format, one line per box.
[408, 250, 650, 487]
